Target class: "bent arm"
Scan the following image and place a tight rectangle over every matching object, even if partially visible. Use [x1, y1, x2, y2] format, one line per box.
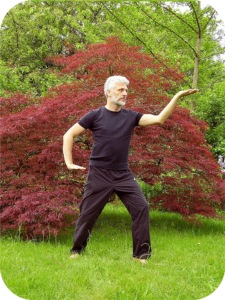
[138, 89, 198, 127]
[63, 123, 86, 170]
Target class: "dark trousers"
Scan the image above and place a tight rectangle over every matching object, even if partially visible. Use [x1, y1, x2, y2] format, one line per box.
[70, 166, 151, 259]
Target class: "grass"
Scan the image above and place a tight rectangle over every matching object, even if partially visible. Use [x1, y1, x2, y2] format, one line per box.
[0, 203, 225, 300]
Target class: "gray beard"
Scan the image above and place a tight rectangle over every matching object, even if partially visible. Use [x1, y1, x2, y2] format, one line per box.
[111, 95, 126, 106]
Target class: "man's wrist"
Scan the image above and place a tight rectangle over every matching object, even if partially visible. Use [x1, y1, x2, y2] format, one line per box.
[175, 92, 182, 98]
[66, 162, 73, 167]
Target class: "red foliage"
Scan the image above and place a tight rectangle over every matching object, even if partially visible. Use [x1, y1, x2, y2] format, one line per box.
[1, 37, 224, 238]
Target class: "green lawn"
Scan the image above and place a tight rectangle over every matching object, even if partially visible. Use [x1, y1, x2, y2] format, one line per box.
[0, 203, 225, 300]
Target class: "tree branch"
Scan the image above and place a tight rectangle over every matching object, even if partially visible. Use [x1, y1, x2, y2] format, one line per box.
[189, 2, 201, 35]
[10, 12, 19, 49]
[83, 1, 103, 19]
[201, 10, 216, 33]
[135, 2, 198, 57]
[101, 3, 192, 87]
[158, 2, 198, 34]
[101, 2, 163, 63]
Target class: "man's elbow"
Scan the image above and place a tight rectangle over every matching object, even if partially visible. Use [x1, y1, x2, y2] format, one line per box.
[157, 117, 164, 125]
[63, 132, 71, 141]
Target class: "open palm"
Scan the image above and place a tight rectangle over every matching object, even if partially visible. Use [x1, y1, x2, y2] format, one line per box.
[67, 164, 86, 170]
[178, 89, 199, 97]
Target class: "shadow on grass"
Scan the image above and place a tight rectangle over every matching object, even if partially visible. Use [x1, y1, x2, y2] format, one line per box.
[148, 210, 225, 235]
[96, 204, 225, 235]
[2, 203, 224, 245]
[43, 203, 225, 244]
[56, 203, 225, 244]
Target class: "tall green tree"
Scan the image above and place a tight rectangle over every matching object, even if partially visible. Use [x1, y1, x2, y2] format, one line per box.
[0, 1, 115, 96]
[100, 1, 225, 109]
[1, 1, 224, 99]
[0, 59, 31, 96]
[0, 58, 74, 97]
[193, 81, 225, 157]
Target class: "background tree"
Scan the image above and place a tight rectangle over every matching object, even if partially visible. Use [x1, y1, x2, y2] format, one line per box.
[0, 59, 31, 96]
[0, 58, 75, 97]
[1, 37, 224, 239]
[1, 0, 224, 178]
[1, 1, 224, 98]
[97, 0, 225, 159]
[193, 81, 225, 157]
[100, 1, 225, 107]
[0, 1, 113, 96]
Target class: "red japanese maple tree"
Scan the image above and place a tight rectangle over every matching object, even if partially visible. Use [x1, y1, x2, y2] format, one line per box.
[1, 37, 224, 239]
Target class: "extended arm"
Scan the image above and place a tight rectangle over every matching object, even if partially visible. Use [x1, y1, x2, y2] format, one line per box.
[138, 89, 199, 127]
[63, 123, 86, 170]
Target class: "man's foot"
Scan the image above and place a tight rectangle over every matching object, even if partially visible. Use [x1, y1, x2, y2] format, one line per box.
[133, 257, 148, 264]
[70, 253, 80, 258]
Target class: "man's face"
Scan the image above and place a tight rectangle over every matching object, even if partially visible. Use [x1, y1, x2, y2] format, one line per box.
[108, 82, 128, 106]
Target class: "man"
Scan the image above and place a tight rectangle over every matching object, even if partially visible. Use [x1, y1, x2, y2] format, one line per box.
[63, 75, 198, 264]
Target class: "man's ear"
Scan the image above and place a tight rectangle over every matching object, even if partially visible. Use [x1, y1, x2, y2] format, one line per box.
[106, 89, 111, 98]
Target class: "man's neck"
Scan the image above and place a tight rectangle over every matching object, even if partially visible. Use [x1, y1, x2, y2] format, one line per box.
[105, 102, 122, 112]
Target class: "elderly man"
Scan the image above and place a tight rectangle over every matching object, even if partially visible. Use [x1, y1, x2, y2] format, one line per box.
[63, 75, 198, 264]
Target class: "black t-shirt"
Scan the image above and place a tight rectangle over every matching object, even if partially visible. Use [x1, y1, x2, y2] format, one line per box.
[78, 106, 143, 170]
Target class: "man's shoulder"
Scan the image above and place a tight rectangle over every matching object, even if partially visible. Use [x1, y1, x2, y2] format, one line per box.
[89, 107, 140, 116]
[121, 108, 139, 115]
[92, 107, 103, 113]
[85, 107, 103, 116]
[85, 107, 104, 122]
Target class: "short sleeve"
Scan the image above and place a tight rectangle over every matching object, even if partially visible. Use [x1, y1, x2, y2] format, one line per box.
[134, 112, 143, 127]
[78, 110, 95, 130]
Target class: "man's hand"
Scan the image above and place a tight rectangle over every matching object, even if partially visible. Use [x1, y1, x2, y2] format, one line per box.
[139, 88, 200, 126]
[66, 163, 86, 170]
[177, 89, 199, 98]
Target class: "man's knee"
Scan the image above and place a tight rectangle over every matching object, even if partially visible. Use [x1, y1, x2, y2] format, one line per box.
[133, 199, 149, 219]
[142, 200, 149, 215]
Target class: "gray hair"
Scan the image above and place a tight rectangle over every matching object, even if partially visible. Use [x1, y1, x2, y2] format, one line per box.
[104, 76, 129, 98]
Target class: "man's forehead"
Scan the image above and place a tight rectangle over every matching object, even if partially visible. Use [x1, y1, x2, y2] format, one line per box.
[114, 82, 128, 89]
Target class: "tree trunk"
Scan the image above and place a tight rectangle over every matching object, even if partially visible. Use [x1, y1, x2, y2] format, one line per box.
[191, 1, 201, 111]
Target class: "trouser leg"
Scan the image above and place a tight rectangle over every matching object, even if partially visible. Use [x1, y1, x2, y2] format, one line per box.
[70, 167, 114, 254]
[115, 171, 151, 260]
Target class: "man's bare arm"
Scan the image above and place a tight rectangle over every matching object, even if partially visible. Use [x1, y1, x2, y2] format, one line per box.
[138, 89, 199, 127]
[63, 123, 86, 170]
